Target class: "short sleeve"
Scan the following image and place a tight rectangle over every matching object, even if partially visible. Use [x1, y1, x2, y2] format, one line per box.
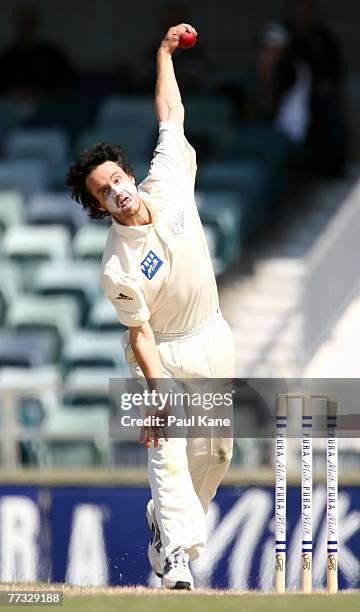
[147, 121, 197, 187]
[101, 270, 150, 328]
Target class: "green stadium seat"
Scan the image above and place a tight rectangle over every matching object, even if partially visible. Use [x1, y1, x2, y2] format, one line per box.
[72, 225, 109, 261]
[218, 122, 290, 207]
[87, 296, 126, 332]
[61, 331, 127, 376]
[33, 261, 101, 326]
[0, 191, 24, 235]
[41, 407, 110, 467]
[184, 96, 232, 131]
[77, 125, 154, 164]
[197, 160, 270, 239]
[0, 261, 23, 325]
[196, 191, 242, 275]
[6, 296, 80, 361]
[1, 225, 71, 289]
[63, 367, 127, 408]
[23, 96, 97, 141]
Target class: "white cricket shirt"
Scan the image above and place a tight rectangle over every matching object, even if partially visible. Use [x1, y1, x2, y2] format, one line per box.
[101, 121, 219, 333]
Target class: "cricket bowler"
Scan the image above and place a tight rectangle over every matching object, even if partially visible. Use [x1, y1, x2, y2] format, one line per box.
[66, 23, 235, 590]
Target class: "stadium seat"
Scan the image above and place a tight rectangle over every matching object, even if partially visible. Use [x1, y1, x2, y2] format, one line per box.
[112, 440, 148, 467]
[61, 331, 127, 376]
[0, 159, 51, 195]
[33, 261, 101, 325]
[4, 128, 70, 167]
[0, 191, 24, 234]
[87, 296, 126, 332]
[23, 95, 98, 140]
[218, 122, 290, 208]
[0, 97, 21, 131]
[41, 407, 110, 467]
[1, 225, 71, 289]
[72, 225, 109, 261]
[6, 296, 80, 361]
[96, 95, 154, 129]
[0, 366, 60, 429]
[0, 332, 55, 368]
[0, 261, 23, 325]
[63, 368, 127, 407]
[196, 191, 242, 275]
[77, 125, 154, 164]
[197, 160, 270, 239]
[183, 96, 232, 148]
[184, 96, 232, 127]
[26, 192, 88, 236]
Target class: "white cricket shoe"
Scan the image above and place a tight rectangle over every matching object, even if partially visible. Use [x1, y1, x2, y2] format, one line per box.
[146, 500, 163, 577]
[161, 547, 194, 590]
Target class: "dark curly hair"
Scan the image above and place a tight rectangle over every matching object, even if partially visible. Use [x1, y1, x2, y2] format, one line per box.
[65, 142, 135, 220]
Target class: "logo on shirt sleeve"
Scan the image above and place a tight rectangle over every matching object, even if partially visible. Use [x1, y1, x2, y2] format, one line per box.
[141, 250, 164, 280]
[116, 292, 133, 301]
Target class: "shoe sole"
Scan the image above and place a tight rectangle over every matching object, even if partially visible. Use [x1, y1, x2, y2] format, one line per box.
[170, 581, 192, 590]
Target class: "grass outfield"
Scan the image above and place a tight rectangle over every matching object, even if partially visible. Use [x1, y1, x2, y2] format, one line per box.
[0, 587, 359, 612]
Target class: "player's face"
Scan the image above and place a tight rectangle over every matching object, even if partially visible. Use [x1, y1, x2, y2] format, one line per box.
[86, 161, 140, 218]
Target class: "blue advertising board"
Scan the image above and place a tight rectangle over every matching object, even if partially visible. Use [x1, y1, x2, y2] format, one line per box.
[0, 484, 359, 589]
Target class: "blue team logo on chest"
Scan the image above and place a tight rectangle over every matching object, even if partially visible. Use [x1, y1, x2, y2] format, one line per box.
[141, 250, 164, 280]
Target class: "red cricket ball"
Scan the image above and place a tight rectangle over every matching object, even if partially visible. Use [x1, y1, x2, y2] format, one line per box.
[179, 31, 197, 49]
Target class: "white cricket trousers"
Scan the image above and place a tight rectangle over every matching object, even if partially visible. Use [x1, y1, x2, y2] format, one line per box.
[121, 311, 235, 566]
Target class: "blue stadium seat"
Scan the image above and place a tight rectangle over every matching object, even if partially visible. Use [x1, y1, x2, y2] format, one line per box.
[77, 125, 155, 164]
[96, 95, 154, 130]
[0, 159, 51, 195]
[0, 332, 55, 368]
[4, 128, 70, 166]
[26, 192, 88, 236]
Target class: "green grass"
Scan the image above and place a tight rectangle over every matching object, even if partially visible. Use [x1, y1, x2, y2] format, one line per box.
[0, 588, 359, 612]
[60, 593, 359, 612]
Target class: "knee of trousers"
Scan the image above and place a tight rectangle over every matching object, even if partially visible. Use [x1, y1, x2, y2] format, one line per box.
[148, 437, 188, 469]
[212, 437, 233, 468]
